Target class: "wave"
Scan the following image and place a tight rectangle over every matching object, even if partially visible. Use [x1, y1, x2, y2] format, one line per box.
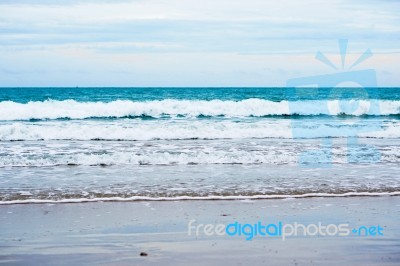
[0, 99, 399, 120]
[1, 192, 399, 205]
[0, 150, 304, 166]
[0, 120, 399, 141]
[1, 144, 399, 167]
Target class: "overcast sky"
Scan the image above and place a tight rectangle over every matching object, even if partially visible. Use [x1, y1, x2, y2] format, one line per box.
[0, 0, 399, 87]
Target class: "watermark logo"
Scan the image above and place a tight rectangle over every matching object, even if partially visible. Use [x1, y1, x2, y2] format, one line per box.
[188, 220, 384, 241]
[286, 39, 381, 167]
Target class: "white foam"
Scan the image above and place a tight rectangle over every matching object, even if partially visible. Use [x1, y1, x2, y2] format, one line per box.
[1, 191, 399, 205]
[1, 142, 399, 166]
[0, 120, 291, 140]
[1, 120, 399, 141]
[0, 99, 399, 120]
[0, 148, 299, 166]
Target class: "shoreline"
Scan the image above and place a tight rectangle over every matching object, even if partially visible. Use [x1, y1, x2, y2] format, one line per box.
[1, 192, 400, 205]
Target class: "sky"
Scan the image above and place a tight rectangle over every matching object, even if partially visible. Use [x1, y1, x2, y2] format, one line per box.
[0, 0, 399, 87]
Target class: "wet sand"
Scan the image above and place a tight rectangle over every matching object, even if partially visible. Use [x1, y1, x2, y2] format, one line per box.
[1, 196, 399, 265]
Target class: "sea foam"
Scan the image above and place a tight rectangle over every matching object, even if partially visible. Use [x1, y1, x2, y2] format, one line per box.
[1, 120, 399, 141]
[0, 99, 399, 120]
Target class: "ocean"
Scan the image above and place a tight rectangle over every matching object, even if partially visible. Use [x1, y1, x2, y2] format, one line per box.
[0, 87, 399, 203]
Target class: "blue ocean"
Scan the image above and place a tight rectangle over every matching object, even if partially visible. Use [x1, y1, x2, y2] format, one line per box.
[0, 87, 399, 203]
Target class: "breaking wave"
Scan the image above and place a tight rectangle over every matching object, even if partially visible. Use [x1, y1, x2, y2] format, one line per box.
[0, 99, 399, 121]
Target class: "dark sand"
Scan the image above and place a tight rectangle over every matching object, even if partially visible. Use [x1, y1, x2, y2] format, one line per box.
[1, 196, 399, 265]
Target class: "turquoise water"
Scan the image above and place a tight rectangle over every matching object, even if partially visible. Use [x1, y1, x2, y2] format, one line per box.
[0, 87, 399, 203]
[1, 87, 399, 103]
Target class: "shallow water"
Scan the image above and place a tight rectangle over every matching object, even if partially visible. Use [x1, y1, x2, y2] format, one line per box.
[0, 88, 399, 203]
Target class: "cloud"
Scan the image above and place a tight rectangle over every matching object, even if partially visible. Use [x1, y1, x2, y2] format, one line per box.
[0, 0, 399, 86]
